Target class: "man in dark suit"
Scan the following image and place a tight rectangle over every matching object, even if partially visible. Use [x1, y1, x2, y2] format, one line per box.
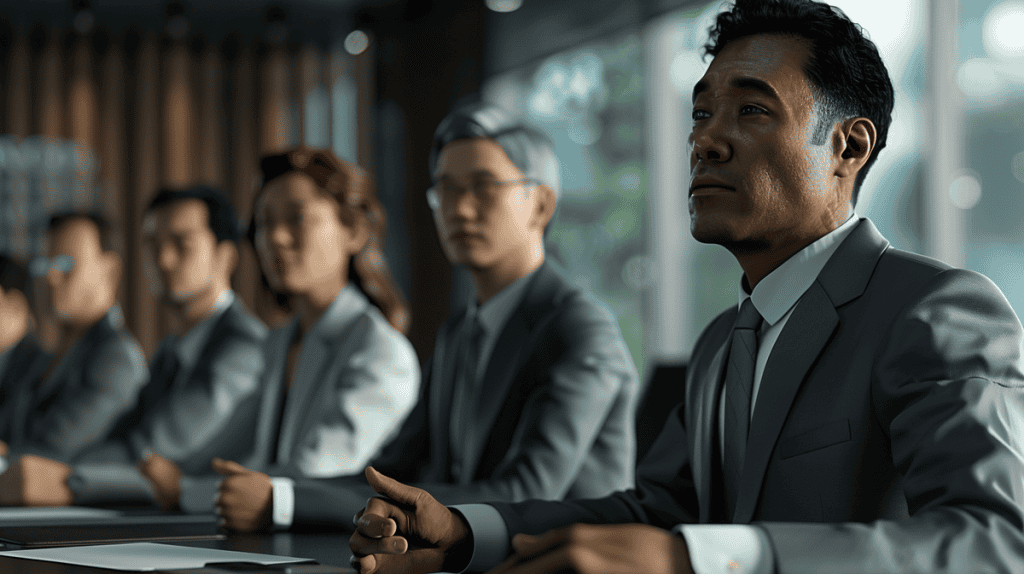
[242, 102, 638, 531]
[0, 212, 148, 506]
[0, 187, 268, 507]
[348, 1, 1024, 573]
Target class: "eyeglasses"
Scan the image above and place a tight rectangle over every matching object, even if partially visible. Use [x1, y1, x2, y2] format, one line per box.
[426, 179, 537, 211]
[29, 255, 75, 277]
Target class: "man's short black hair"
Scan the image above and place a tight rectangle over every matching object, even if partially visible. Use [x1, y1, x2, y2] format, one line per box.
[704, 0, 895, 203]
[146, 185, 242, 244]
[48, 211, 120, 254]
[0, 253, 33, 309]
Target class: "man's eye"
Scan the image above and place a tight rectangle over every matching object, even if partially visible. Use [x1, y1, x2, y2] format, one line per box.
[692, 109, 710, 121]
[740, 105, 766, 114]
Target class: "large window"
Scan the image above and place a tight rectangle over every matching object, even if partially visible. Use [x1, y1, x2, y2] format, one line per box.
[483, 0, 1024, 377]
[485, 33, 650, 377]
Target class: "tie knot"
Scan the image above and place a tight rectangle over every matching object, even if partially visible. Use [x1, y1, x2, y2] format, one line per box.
[736, 298, 763, 331]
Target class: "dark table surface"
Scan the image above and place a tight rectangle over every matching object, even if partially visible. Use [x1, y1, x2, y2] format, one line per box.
[0, 529, 357, 573]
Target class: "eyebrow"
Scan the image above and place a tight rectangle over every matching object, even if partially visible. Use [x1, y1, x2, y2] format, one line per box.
[692, 76, 782, 104]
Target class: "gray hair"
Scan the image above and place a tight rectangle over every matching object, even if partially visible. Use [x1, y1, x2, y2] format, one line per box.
[430, 102, 561, 203]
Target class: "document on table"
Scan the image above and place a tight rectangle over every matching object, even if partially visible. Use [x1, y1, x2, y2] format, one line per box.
[0, 506, 121, 522]
[0, 542, 312, 571]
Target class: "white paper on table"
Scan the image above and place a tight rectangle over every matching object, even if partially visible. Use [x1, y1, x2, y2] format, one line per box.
[0, 542, 312, 571]
[0, 506, 121, 521]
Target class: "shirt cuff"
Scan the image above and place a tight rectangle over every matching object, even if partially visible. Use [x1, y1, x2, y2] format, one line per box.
[271, 477, 295, 530]
[67, 463, 155, 504]
[674, 524, 774, 574]
[449, 504, 509, 573]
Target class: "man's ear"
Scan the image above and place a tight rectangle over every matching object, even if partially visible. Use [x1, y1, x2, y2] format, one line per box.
[835, 117, 876, 179]
[529, 184, 557, 233]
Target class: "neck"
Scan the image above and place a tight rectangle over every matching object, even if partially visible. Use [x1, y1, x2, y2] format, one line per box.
[0, 319, 27, 356]
[734, 208, 852, 290]
[293, 281, 345, 335]
[174, 285, 227, 333]
[57, 307, 108, 354]
[470, 245, 544, 305]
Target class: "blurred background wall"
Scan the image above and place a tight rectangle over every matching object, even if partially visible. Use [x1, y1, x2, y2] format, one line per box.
[1, 0, 1023, 383]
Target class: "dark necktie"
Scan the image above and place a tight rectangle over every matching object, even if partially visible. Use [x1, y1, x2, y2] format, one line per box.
[722, 297, 763, 520]
[139, 344, 181, 414]
[449, 312, 485, 481]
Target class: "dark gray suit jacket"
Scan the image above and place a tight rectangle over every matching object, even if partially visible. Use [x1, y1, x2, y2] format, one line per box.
[291, 261, 639, 527]
[0, 335, 50, 443]
[69, 298, 269, 504]
[9, 307, 149, 460]
[490, 219, 1024, 573]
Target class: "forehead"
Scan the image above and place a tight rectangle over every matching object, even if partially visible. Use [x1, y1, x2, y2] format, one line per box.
[49, 218, 101, 256]
[694, 33, 814, 108]
[144, 199, 210, 235]
[434, 138, 524, 180]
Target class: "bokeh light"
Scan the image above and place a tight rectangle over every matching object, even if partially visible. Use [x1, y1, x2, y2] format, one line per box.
[949, 172, 983, 210]
[984, 1, 1024, 60]
[344, 30, 370, 56]
[486, 0, 524, 13]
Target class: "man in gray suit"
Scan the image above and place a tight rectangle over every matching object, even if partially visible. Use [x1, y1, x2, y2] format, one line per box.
[0, 187, 267, 507]
[349, 1, 1024, 573]
[0, 212, 148, 506]
[255, 102, 639, 531]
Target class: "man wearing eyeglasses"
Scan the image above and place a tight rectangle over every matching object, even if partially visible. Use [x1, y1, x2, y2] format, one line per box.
[0, 188, 270, 509]
[0, 212, 148, 505]
[254, 102, 639, 530]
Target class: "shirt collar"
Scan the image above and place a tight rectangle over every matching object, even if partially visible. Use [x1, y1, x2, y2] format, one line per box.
[304, 284, 371, 344]
[740, 215, 860, 325]
[173, 290, 235, 370]
[469, 266, 539, 336]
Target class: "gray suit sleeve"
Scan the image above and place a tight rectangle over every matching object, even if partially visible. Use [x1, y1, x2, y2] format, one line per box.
[25, 336, 149, 459]
[758, 269, 1024, 573]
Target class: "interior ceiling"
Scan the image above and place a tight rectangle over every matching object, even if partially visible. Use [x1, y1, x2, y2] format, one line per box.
[0, 0, 380, 46]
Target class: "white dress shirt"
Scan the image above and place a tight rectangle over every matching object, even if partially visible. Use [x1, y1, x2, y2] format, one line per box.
[453, 215, 860, 574]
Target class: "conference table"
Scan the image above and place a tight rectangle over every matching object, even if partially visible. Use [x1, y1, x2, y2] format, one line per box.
[0, 526, 357, 573]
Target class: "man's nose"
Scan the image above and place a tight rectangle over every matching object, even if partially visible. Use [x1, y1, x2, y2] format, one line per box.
[157, 245, 177, 271]
[691, 125, 732, 163]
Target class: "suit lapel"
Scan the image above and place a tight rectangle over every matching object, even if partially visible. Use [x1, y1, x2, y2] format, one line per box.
[731, 218, 890, 523]
[427, 313, 462, 477]
[693, 333, 730, 523]
[460, 264, 559, 482]
[461, 307, 532, 482]
[733, 282, 837, 522]
[247, 321, 294, 469]
[276, 330, 340, 467]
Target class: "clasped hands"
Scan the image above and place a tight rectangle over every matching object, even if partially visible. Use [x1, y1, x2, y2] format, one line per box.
[349, 467, 693, 574]
[139, 452, 273, 532]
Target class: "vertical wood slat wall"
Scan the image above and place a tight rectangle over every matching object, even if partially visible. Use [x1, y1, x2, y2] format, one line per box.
[1, 26, 371, 359]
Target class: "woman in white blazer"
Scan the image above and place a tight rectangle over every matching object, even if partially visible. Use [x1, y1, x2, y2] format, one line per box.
[141, 148, 419, 531]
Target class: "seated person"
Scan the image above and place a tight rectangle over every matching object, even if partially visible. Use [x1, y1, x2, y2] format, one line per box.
[141, 148, 420, 531]
[0, 186, 269, 507]
[0, 213, 148, 506]
[350, 2, 1024, 573]
[0, 255, 50, 458]
[222, 103, 640, 532]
